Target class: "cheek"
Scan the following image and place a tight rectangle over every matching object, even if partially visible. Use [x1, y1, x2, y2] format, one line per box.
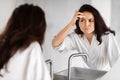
[79, 23, 83, 28]
[79, 23, 85, 30]
[89, 26, 95, 33]
[79, 26, 85, 33]
[91, 24, 95, 31]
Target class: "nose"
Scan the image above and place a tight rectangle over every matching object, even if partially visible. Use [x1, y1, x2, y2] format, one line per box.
[85, 20, 90, 27]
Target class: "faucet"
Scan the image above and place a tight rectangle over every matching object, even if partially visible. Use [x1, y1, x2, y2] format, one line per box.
[46, 59, 54, 80]
[68, 53, 88, 80]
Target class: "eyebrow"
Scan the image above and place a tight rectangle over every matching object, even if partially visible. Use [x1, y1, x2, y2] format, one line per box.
[80, 18, 94, 21]
[80, 18, 94, 20]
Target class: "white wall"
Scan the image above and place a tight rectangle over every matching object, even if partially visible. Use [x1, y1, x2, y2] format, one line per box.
[0, 0, 16, 33]
[0, 0, 25, 33]
[15, 0, 25, 7]
[91, 0, 111, 27]
[111, 0, 120, 48]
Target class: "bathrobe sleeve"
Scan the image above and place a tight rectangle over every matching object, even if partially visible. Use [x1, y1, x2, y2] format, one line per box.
[55, 33, 77, 53]
[107, 34, 120, 67]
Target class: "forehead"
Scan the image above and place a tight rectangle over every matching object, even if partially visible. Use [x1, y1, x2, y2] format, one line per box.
[82, 11, 94, 19]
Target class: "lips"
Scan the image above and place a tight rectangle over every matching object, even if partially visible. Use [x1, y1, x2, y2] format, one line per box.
[85, 28, 90, 30]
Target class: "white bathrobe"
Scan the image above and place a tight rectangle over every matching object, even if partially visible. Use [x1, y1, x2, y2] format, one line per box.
[0, 41, 51, 80]
[97, 57, 120, 80]
[56, 32, 120, 71]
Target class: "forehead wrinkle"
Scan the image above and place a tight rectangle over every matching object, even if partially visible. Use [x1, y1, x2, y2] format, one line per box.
[82, 12, 94, 20]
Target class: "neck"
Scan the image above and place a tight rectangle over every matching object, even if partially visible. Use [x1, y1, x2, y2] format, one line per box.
[85, 33, 94, 44]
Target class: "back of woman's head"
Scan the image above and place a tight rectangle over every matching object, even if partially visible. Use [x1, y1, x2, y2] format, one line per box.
[7, 3, 46, 45]
[0, 4, 46, 71]
[75, 4, 115, 44]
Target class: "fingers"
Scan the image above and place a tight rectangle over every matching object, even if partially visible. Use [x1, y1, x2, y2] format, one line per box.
[75, 11, 85, 20]
[70, 11, 85, 26]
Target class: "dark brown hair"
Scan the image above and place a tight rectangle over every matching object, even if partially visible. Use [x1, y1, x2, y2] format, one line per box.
[0, 4, 46, 72]
[75, 4, 115, 44]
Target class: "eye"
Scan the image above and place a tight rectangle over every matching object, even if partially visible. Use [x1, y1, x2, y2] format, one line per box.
[80, 19, 85, 22]
[89, 19, 94, 22]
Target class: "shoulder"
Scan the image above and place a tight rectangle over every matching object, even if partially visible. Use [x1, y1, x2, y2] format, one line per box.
[19, 41, 42, 57]
[1, 41, 42, 78]
[29, 41, 41, 48]
[102, 32, 115, 38]
[27, 41, 41, 51]
[102, 33, 115, 40]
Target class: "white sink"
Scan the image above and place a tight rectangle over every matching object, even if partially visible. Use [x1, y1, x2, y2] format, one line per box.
[54, 67, 107, 80]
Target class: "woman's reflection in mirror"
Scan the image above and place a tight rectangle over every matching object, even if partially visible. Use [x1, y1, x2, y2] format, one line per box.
[52, 4, 120, 71]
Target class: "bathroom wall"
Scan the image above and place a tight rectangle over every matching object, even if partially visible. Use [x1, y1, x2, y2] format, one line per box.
[111, 0, 120, 47]
[0, 0, 16, 33]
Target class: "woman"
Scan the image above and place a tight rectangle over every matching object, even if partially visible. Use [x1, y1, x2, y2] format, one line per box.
[0, 4, 51, 80]
[52, 4, 120, 71]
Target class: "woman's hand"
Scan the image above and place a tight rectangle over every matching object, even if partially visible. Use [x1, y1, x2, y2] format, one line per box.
[70, 11, 85, 26]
